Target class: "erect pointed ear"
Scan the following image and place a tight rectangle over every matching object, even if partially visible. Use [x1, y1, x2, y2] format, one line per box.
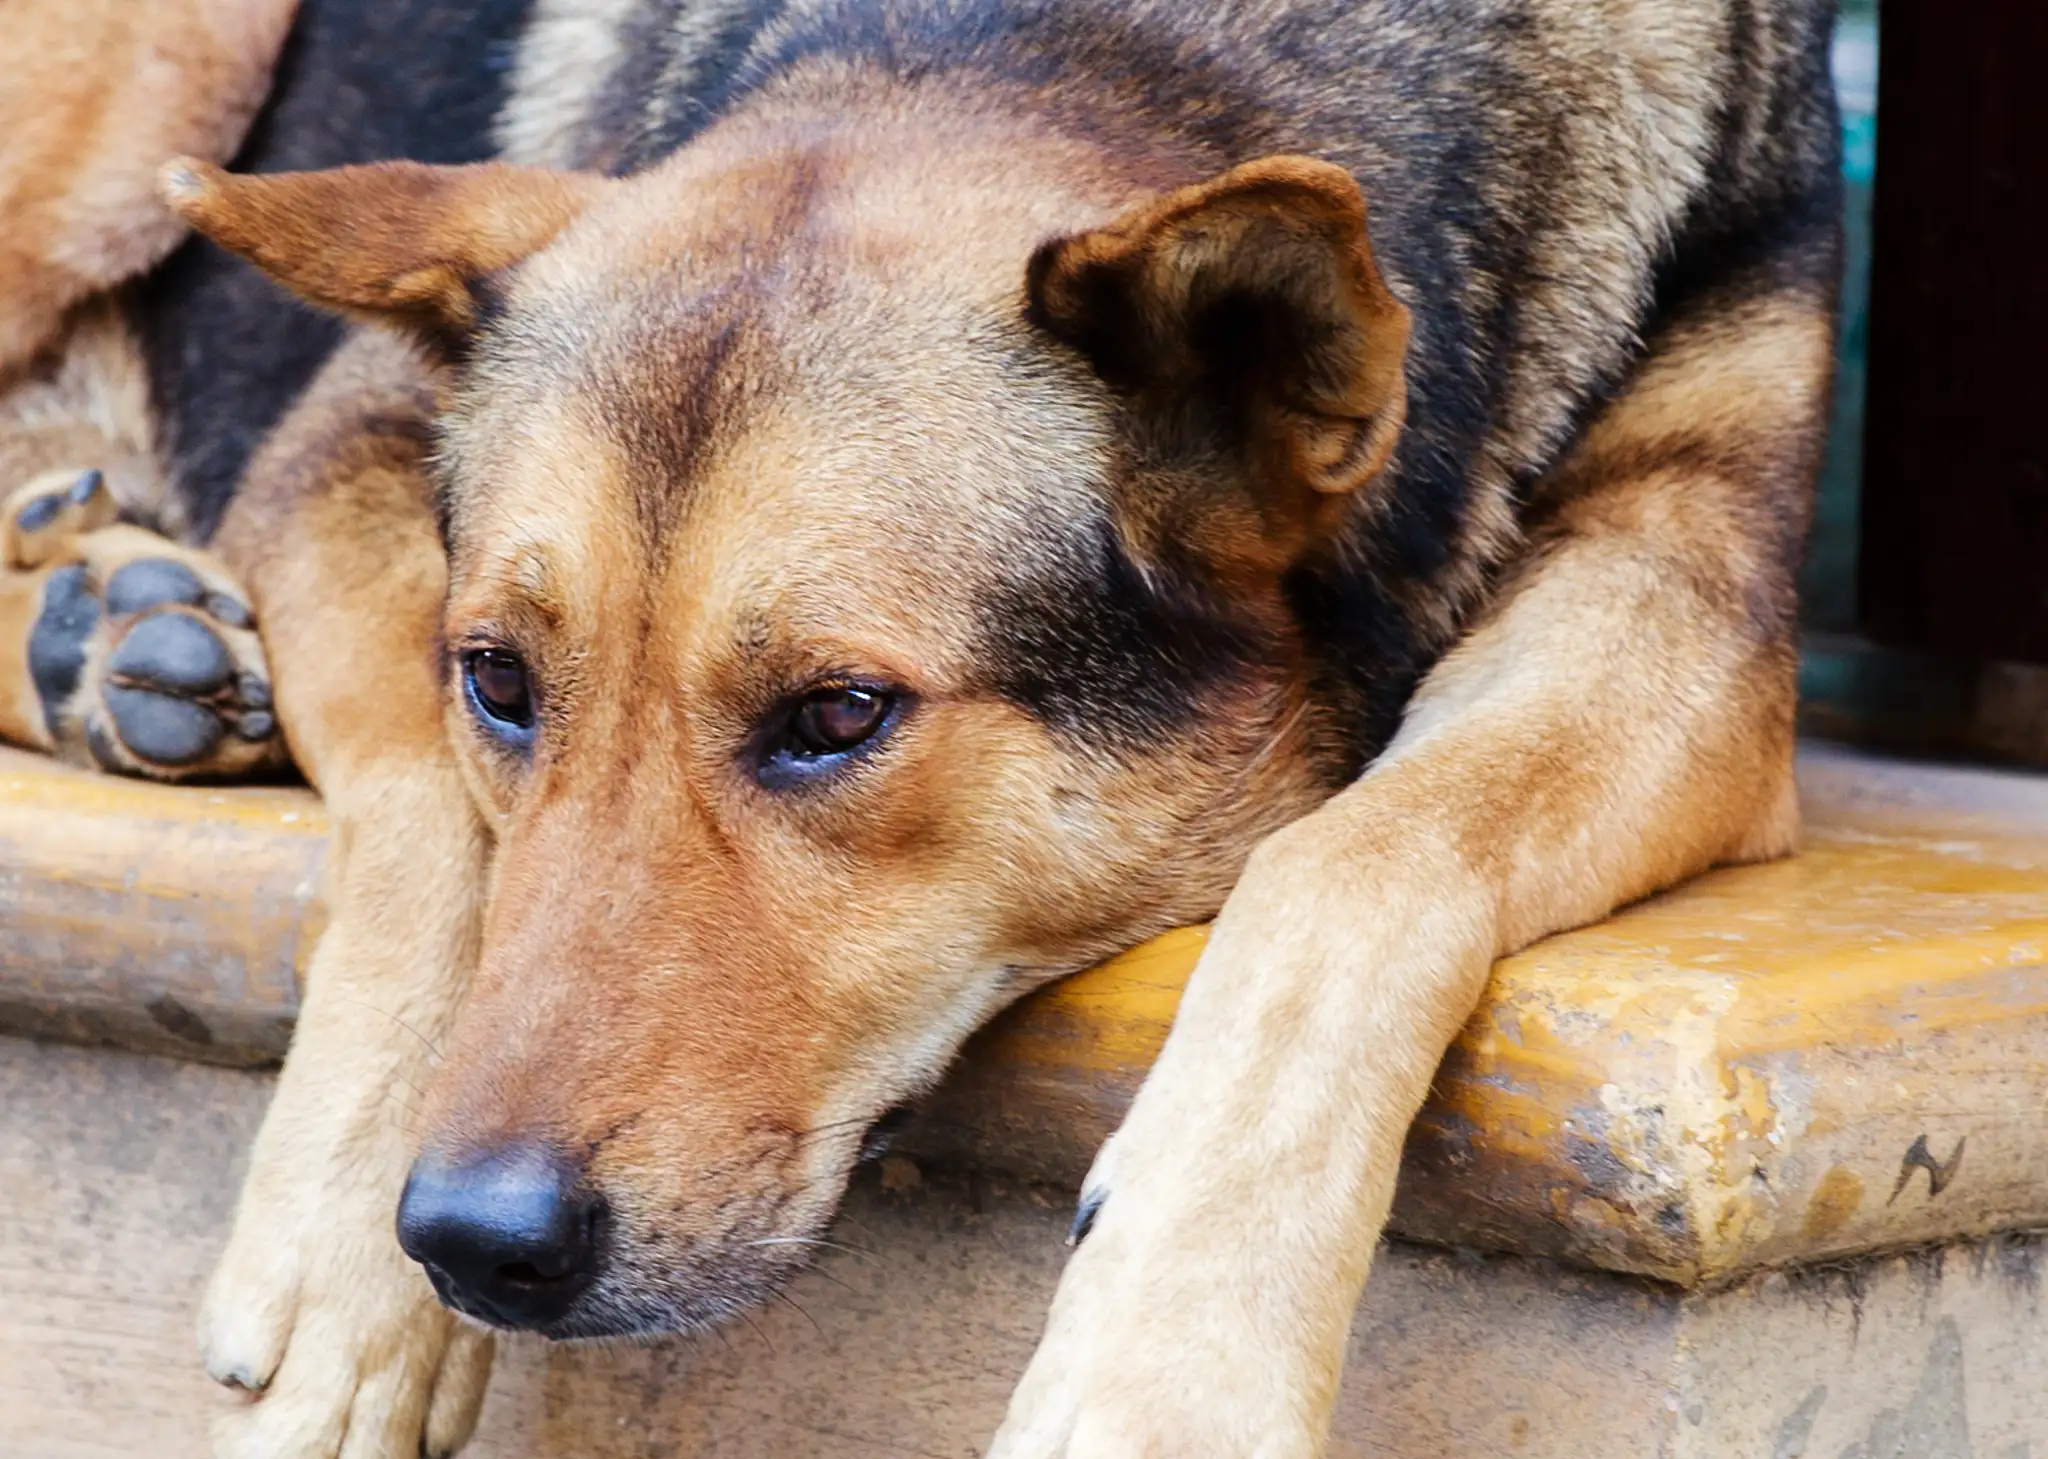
[1027, 156, 1411, 553]
[157, 157, 611, 354]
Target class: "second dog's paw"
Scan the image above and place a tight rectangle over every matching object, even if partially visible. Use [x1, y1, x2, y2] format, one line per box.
[199, 1180, 493, 1459]
[24, 524, 284, 780]
[4, 467, 118, 569]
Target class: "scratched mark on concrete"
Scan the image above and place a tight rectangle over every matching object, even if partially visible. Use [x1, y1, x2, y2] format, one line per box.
[1835, 1317, 1972, 1459]
[1773, 1384, 1828, 1458]
[1888, 1134, 1967, 1204]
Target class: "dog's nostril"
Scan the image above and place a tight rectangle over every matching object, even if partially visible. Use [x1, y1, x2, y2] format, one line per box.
[396, 1143, 605, 1329]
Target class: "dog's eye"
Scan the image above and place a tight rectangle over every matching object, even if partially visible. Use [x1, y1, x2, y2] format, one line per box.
[754, 681, 909, 789]
[791, 686, 891, 756]
[464, 648, 535, 731]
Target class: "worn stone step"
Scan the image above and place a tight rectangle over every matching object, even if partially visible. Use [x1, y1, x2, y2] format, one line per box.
[3, 1039, 2042, 1459]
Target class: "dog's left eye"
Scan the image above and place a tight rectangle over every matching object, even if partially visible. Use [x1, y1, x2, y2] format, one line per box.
[757, 683, 904, 787]
[464, 648, 535, 738]
[791, 687, 892, 756]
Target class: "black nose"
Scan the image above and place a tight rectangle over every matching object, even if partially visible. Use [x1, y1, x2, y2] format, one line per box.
[396, 1144, 606, 1329]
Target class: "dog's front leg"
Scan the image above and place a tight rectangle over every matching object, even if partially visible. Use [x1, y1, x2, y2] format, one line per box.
[993, 266, 1833, 1457]
[193, 333, 495, 1459]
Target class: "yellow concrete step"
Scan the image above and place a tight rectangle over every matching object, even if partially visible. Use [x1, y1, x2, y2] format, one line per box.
[2, 742, 2044, 1286]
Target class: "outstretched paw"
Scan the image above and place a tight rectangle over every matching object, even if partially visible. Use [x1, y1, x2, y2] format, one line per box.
[11, 486, 285, 780]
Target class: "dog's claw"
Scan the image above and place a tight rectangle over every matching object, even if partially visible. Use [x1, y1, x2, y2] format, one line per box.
[66, 468, 105, 506]
[1068, 1185, 1108, 1247]
[205, 590, 253, 629]
[214, 1364, 265, 1395]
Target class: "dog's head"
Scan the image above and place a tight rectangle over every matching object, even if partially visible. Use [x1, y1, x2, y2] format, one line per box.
[165, 119, 1408, 1337]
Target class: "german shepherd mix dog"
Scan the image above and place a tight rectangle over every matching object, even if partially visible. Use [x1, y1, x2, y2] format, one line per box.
[0, 0, 1841, 1452]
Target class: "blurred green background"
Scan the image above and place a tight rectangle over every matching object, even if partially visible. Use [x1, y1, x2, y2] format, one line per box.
[1804, 0, 1877, 631]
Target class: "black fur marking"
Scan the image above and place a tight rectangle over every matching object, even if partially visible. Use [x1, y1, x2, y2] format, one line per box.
[614, 0, 1281, 176]
[1648, 0, 1841, 324]
[774, 0, 1274, 158]
[605, 0, 790, 175]
[1283, 553, 1438, 780]
[27, 565, 99, 738]
[103, 558, 206, 616]
[615, 316, 749, 557]
[102, 686, 227, 766]
[136, 0, 539, 541]
[977, 517, 1274, 748]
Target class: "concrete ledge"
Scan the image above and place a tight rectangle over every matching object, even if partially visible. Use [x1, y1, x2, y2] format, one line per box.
[0, 753, 318, 1063]
[3, 743, 2045, 1285]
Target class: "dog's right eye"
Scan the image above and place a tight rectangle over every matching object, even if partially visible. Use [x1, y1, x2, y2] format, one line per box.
[464, 648, 535, 737]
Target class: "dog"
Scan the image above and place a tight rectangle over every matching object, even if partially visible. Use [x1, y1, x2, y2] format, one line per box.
[0, 0, 1842, 1453]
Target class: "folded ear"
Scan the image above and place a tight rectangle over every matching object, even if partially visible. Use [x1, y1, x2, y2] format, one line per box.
[157, 157, 611, 354]
[1027, 156, 1411, 556]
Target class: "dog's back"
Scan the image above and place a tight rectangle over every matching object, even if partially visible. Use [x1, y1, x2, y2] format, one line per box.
[151, 0, 1838, 752]
[498, 0, 1842, 753]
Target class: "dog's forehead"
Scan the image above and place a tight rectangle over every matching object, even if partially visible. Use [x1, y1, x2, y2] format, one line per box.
[437, 225, 1125, 671]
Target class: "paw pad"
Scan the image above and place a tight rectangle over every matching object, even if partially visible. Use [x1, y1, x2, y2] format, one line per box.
[103, 557, 206, 616]
[98, 685, 227, 766]
[108, 611, 236, 693]
[26, 565, 99, 739]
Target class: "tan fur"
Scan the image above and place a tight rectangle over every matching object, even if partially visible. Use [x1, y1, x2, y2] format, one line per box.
[0, 569, 55, 751]
[160, 158, 612, 350]
[0, 0, 297, 375]
[198, 329, 497, 1459]
[0, 302, 171, 530]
